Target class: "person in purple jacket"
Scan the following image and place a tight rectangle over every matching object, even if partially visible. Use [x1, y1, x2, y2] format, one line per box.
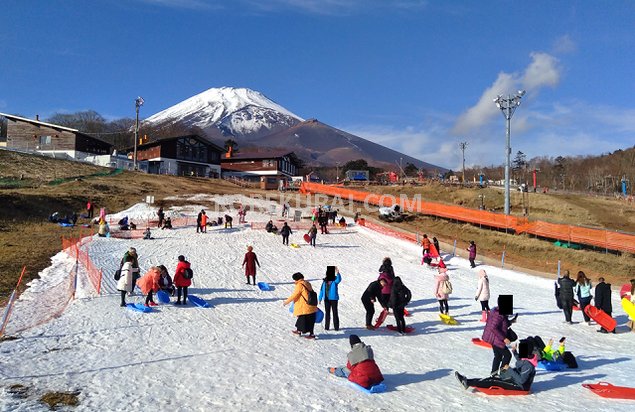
[482, 297, 512, 376]
[377, 272, 393, 309]
[467, 240, 477, 268]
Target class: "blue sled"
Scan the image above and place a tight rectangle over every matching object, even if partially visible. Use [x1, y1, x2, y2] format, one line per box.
[58, 222, 74, 227]
[257, 282, 272, 291]
[156, 290, 170, 304]
[348, 381, 387, 394]
[126, 303, 152, 313]
[289, 304, 324, 323]
[537, 360, 567, 371]
[188, 295, 210, 308]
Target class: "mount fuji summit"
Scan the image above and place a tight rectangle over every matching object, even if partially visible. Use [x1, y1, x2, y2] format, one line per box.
[144, 87, 442, 170]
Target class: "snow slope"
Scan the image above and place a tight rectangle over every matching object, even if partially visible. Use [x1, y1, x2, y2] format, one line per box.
[1, 195, 633, 411]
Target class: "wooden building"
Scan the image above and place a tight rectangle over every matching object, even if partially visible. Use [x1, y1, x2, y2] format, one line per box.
[132, 134, 223, 177]
[0, 112, 112, 158]
[221, 149, 302, 189]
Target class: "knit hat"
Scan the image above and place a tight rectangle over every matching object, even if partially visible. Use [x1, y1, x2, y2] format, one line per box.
[349, 334, 362, 347]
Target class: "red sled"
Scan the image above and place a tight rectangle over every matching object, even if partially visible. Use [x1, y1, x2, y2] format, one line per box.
[620, 284, 631, 298]
[404, 308, 411, 317]
[582, 382, 635, 400]
[374, 308, 388, 329]
[473, 386, 530, 396]
[386, 325, 415, 333]
[584, 305, 616, 332]
[303, 234, 311, 243]
[471, 338, 492, 348]
[572, 304, 580, 311]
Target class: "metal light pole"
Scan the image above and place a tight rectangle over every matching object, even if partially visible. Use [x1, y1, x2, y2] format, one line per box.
[494, 90, 525, 215]
[336, 162, 340, 183]
[459, 141, 468, 184]
[133, 96, 144, 170]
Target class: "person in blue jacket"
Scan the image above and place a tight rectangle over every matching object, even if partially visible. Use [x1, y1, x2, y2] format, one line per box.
[318, 266, 342, 331]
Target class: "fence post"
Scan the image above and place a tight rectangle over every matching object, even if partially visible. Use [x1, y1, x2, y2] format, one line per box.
[0, 266, 26, 337]
[557, 260, 561, 277]
[452, 240, 457, 257]
[97, 269, 102, 295]
[501, 250, 506, 269]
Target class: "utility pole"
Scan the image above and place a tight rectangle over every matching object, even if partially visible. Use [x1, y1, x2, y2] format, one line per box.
[494, 90, 525, 215]
[459, 141, 468, 184]
[133, 96, 144, 170]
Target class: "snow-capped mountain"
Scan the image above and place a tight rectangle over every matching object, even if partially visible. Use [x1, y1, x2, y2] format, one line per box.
[144, 87, 302, 140]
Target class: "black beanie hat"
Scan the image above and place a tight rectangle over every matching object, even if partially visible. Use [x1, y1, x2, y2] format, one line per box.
[292, 272, 304, 281]
[349, 334, 362, 347]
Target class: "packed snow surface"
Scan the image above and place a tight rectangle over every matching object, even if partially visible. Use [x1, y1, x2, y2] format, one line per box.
[1, 194, 634, 411]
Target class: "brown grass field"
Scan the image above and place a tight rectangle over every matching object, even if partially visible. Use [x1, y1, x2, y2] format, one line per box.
[1, 150, 634, 304]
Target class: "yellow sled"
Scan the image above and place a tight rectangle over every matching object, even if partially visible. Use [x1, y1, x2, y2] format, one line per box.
[290, 243, 300, 248]
[439, 314, 459, 325]
[622, 298, 635, 319]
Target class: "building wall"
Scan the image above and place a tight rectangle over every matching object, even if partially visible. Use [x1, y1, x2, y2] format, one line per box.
[136, 145, 162, 161]
[221, 160, 279, 173]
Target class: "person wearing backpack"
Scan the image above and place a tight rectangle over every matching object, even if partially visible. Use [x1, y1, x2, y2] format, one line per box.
[242, 245, 260, 285]
[117, 255, 135, 307]
[434, 266, 451, 315]
[389, 277, 412, 335]
[283, 272, 318, 339]
[174, 255, 192, 305]
[475, 269, 491, 322]
[119, 247, 140, 295]
[318, 266, 342, 331]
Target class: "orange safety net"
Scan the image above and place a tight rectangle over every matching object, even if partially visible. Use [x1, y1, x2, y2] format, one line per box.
[301, 182, 635, 254]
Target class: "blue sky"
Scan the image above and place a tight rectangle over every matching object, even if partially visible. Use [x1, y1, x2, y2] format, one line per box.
[1, 0, 634, 170]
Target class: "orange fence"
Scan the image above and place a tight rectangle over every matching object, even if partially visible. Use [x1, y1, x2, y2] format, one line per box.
[300, 182, 635, 254]
[61, 228, 102, 295]
[357, 219, 419, 244]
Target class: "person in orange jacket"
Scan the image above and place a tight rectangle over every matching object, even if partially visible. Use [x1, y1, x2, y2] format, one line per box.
[200, 211, 208, 233]
[283, 272, 318, 339]
[136, 266, 161, 307]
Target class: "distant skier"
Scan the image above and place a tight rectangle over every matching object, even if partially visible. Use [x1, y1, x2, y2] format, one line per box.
[242, 245, 260, 285]
[280, 222, 292, 245]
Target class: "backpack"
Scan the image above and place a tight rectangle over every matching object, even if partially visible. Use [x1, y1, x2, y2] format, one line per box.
[182, 267, 194, 280]
[303, 286, 318, 306]
[440, 279, 453, 295]
[114, 269, 121, 281]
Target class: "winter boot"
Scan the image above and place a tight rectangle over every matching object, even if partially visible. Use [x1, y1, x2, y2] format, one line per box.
[480, 311, 488, 322]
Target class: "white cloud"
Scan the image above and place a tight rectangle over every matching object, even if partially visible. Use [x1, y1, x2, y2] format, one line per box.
[553, 34, 577, 54]
[452, 52, 560, 135]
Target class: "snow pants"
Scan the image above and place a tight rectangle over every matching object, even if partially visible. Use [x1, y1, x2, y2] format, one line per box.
[324, 299, 339, 330]
[491, 345, 512, 374]
[362, 298, 375, 327]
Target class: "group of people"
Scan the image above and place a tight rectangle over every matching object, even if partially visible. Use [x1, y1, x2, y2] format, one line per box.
[116, 247, 193, 307]
[195, 209, 234, 233]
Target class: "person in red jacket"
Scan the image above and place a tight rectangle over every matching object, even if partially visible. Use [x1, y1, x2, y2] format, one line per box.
[328, 335, 384, 389]
[173, 255, 192, 305]
[242, 245, 260, 285]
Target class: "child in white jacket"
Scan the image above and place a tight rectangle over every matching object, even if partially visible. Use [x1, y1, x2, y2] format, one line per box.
[475, 269, 490, 322]
[117, 256, 135, 307]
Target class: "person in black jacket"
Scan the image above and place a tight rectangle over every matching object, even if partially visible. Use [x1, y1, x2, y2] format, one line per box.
[361, 279, 387, 330]
[389, 277, 412, 334]
[280, 222, 292, 245]
[594, 277, 614, 333]
[196, 210, 204, 233]
[558, 270, 576, 324]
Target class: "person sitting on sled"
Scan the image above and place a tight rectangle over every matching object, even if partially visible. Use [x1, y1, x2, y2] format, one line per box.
[455, 341, 536, 392]
[328, 335, 384, 389]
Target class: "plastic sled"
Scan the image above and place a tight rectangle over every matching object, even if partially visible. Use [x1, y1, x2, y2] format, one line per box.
[537, 360, 567, 371]
[58, 222, 74, 227]
[439, 314, 459, 325]
[620, 284, 631, 299]
[348, 381, 387, 394]
[126, 303, 152, 313]
[622, 298, 635, 320]
[584, 305, 616, 332]
[188, 295, 210, 308]
[257, 282, 272, 291]
[156, 290, 170, 304]
[582, 382, 635, 400]
[472, 386, 530, 396]
[374, 308, 388, 328]
[403, 308, 411, 317]
[471, 338, 492, 348]
[315, 308, 324, 323]
[303, 234, 311, 243]
[290, 243, 300, 248]
[572, 304, 580, 311]
[386, 325, 414, 333]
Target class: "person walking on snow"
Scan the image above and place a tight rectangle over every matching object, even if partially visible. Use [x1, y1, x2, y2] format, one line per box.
[574, 271, 593, 324]
[196, 210, 204, 233]
[86, 200, 94, 219]
[594, 277, 613, 333]
[308, 224, 318, 247]
[283, 272, 318, 339]
[421, 234, 431, 255]
[280, 222, 292, 245]
[328, 335, 384, 389]
[432, 237, 440, 255]
[476, 269, 491, 322]
[242, 245, 260, 285]
[200, 211, 208, 233]
[318, 267, 342, 331]
[558, 270, 575, 324]
[361, 279, 387, 330]
[389, 277, 412, 335]
[467, 240, 477, 268]
[157, 207, 165, 228]
[434, 266, 451, 315]
[174, 255, 192, 305]
[137, 266, 161, 307]
[117, 255, 135, 307]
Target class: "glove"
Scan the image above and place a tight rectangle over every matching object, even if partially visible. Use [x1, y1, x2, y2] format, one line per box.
[475, 297, 478, 301]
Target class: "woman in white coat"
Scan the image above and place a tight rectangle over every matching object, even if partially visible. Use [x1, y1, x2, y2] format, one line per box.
[475, 269, 491, 322]
[117, 255, 135, 307]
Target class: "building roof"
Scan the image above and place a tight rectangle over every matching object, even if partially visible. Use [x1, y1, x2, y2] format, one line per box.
[0, 112, 113, 146]
[134, 134, 224, 152]
[222, 149, 301, 164]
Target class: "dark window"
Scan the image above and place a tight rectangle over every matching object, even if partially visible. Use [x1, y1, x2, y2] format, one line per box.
[176, 137, 208, 162]
[0, 116, 7, 142]
[39, 135, 52, 145]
